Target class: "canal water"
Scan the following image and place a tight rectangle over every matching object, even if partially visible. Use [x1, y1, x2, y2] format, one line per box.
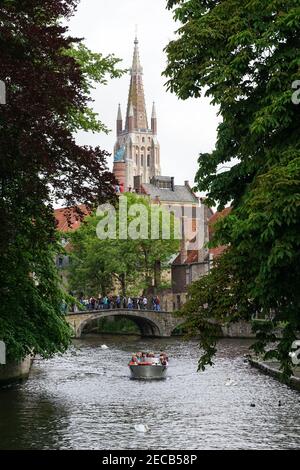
[0, 336, 299, 450]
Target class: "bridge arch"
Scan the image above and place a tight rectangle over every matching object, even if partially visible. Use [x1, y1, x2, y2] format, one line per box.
[78, 311, 162, 337]
[170, 320, 188, 336]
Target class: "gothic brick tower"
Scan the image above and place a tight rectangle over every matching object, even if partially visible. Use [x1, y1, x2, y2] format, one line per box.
[113, 37, 161, 191]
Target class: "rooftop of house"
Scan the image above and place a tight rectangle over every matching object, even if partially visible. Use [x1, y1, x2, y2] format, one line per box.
[172, 207, 231, 266]
[54, 204, 90, 232]
[208, 207, 231, 236]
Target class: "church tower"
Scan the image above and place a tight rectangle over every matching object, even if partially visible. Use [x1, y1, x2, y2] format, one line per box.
[113, 37, 161, 191]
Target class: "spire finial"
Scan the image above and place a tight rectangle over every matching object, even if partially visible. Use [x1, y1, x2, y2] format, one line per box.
[117, 103, 122, 121]
[132, 29, 142, 74]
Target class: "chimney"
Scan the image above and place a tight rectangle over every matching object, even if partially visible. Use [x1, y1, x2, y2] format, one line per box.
[180, 216, 188, 263]
[151, 102, 157, 135]
[171, 177, 175, 192]
[134, 175, 142, 193]
[184, 180, 189, 186]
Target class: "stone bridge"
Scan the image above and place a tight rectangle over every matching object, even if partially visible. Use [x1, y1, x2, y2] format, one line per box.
[65, 309, 185, 338]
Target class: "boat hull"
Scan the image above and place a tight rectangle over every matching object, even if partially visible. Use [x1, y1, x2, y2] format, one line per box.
[129, 364, 167, 380]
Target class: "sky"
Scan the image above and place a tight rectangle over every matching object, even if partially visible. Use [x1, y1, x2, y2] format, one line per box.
[68, 0, 220, 187]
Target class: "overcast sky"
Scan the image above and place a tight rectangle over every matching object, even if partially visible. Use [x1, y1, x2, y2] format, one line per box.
[68, 0, 220, 187]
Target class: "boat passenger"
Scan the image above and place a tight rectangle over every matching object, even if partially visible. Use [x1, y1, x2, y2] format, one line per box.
[141, 352, 147, 363]
[160, 352, 168, 366]
[130, 355, 138, 365]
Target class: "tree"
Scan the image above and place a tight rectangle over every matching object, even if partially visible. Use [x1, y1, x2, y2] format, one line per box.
[68, 193, 180, 297]
[164, 0, 300, 376]
[0, 0, 124, 361]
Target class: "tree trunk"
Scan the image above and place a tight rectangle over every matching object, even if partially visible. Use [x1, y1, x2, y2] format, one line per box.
[154, 260, 161, 293]
[120, 273, 126, 297]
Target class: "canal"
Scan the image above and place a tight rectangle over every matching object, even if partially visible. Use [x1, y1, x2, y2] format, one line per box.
[0, 336, 299, 450]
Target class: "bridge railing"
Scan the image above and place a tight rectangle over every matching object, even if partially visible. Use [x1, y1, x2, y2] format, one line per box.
[66, 307, 170, 315]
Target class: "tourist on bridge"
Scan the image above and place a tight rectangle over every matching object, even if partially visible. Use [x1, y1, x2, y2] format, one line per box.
[116, 295, 121, 308]
[90, 297, 96, 310]
[97, 295, 102, 309]
[143, 297, 148, 310]
[109, 296, 114, 309]
[127, 297, 133, 309]
[138, 297, 143, 309]
[155, 296, 161, 312]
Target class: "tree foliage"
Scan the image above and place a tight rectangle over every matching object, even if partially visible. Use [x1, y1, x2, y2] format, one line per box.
[0, 0, 124, 361]
[164, 0, 300, 377]
[68, 193, 180, 297]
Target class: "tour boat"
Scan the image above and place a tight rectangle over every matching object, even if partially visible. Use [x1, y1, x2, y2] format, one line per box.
[129, 362, 168, 380]
[128, 355, 168, 380]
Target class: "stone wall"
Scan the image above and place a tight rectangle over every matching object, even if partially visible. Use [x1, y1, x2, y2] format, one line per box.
[222, 321, 255, 338]
[0, 356, 32, 387]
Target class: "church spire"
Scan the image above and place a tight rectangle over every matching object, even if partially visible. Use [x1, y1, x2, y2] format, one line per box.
[126, 36, 148, 131]
[117, 103, 122, 135]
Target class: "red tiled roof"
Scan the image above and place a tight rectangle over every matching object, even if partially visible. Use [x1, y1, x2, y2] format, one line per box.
[209, 245, 227, 257]
[54, 204, 90, 232]
[208, 207, 231, 258]
[209, 207, 231, 236]
[172, 250, 200, 266]
[172, 207, 231, 265]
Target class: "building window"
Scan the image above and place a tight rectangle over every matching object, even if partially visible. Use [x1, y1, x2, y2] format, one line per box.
[142, 137, 145, 143]
[147, 155, 150, 167]
[58, 257, 63, 268]
[141, 155, 144, 166]
[136, 155, 138, 165]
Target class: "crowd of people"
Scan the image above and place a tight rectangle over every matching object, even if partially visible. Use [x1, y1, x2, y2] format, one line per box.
[129, 351, 169, 366]
[76, 294, 162, 312]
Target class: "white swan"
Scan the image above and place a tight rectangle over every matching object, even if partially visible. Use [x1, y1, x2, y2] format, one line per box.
[134, 424, 149, 433]
[225, 378, 237, 386]
[101, 344, 109, 350]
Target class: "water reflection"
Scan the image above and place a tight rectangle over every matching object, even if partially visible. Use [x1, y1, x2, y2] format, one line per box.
[0, 336, 299, 450]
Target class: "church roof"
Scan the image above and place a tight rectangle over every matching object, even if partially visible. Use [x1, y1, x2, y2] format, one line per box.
[141, 182, 199, 204]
